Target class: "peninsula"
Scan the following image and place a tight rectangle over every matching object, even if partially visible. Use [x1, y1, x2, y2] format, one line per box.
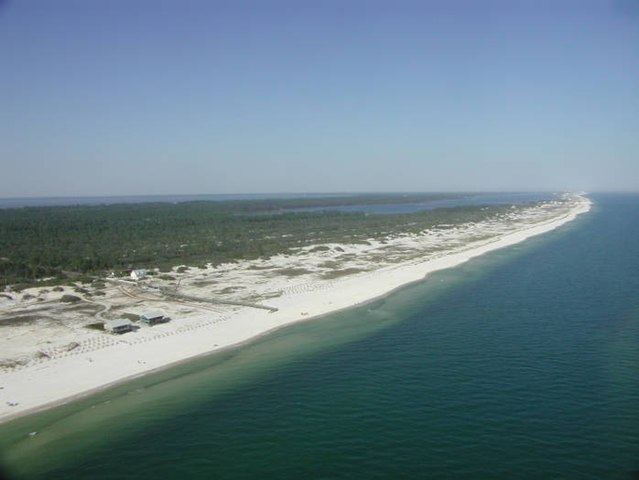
[0, 193, 591, 422]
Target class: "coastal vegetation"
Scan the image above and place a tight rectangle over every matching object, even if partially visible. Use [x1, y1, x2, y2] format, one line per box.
[0, 195, 543, 287]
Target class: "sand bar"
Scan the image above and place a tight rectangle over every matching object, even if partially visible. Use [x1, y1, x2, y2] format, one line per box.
[0, 194, 591, 423]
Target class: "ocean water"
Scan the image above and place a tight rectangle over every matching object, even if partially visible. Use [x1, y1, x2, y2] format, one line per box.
[0, 194, 637, 479]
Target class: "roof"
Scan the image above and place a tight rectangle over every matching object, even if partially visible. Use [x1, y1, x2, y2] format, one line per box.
[104, 319, 133, 329]
[140, 312, 165, 320]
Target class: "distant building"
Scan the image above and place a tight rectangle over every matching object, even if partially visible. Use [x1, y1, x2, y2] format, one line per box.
[130, 269, 147, 281]
[140, 312, 170, 325]
[104, 319, 134, 334]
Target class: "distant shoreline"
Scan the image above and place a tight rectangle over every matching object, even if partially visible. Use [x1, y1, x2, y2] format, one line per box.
[0, 193, 342, 209]
[0, 194, 591, 424]
[0, 191, 554, 209]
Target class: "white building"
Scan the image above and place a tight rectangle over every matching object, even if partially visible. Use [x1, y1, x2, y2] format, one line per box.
[130, 269, 147, 281]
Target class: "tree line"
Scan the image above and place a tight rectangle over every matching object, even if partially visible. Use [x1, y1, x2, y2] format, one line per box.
[0, 196, 530, 287]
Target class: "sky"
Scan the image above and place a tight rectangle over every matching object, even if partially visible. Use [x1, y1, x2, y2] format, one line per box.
[1, 0, 638, 197]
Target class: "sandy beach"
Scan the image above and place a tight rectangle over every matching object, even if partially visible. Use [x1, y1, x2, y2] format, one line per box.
[0, 195, 591, 423]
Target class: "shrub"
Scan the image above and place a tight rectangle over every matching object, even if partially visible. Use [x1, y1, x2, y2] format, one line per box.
[60, 294, 81, 303]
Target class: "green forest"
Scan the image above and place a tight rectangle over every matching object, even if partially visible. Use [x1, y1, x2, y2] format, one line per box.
[0, 195, 538, 288]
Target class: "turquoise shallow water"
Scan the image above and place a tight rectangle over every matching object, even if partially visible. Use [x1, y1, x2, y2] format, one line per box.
[0, 194, 638, 479]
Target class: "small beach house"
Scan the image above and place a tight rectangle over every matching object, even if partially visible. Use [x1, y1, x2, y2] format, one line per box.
[104, 319, 134, 334]
[140, 312, 169, 325]
[130, 269, 147, 281]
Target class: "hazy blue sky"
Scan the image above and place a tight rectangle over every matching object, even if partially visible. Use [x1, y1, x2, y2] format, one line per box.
[1, 0, 638, 196]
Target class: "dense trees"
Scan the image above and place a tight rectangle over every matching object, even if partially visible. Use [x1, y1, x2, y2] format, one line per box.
[0, 196, 533, 286]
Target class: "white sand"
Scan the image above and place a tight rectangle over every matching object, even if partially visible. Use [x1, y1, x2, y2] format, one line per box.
[0, 194, 591, 423]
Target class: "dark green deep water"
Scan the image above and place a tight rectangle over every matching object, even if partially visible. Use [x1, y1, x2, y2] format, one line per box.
[1, 194, 638, 479]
